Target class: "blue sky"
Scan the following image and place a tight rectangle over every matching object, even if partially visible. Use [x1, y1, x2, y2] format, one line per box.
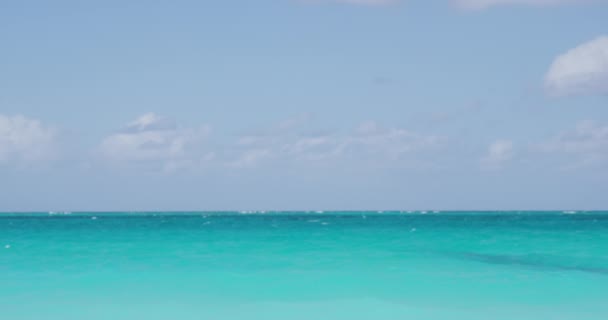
[1, 0, 607, 211]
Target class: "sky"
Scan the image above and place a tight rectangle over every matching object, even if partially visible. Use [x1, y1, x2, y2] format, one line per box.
[1, 0, 607, 211]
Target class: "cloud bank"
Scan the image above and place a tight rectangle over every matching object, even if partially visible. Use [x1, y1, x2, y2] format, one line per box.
[6, 113, 606, 174]
[230, 119, 444, 168]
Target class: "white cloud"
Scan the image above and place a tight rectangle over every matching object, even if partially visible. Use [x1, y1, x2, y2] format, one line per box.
[0, 114, 57, 165]
[230, 119, 444, 168]
[545, 36, 608, 96]
[229, 148, 273, 168]
[98, 113, 212, 172]
[123, 112, 177, 132]
[481, 140, 514, 169]
[347, 121, 443, 160]
[541, 121, 608, 167]
[453, 0, 599, 10]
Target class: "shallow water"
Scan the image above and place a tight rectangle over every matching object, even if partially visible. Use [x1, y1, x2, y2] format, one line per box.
[1, 211, 607, 319]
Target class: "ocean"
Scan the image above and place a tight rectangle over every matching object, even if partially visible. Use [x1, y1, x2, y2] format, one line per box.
[1, 211, 607, 319]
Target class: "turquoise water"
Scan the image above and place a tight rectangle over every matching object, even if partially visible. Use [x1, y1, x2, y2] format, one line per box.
[1, 211, 608, 319]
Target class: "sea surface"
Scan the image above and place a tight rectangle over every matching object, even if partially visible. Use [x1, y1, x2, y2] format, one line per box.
[1, 211, 607, 320]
